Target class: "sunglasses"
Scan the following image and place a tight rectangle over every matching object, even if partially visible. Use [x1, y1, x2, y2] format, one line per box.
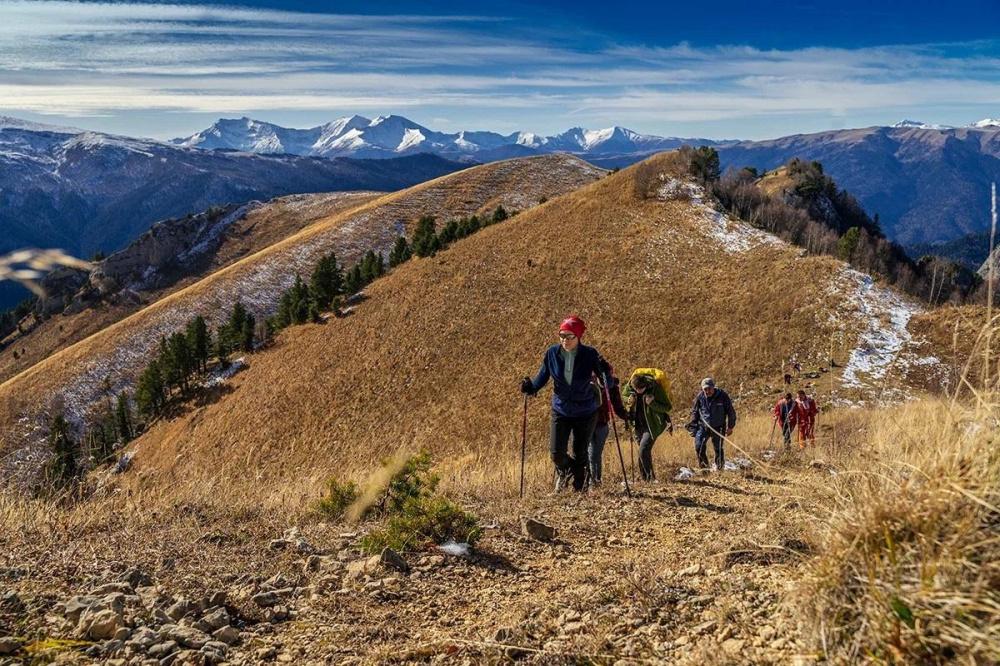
[558, 332, 576, 340]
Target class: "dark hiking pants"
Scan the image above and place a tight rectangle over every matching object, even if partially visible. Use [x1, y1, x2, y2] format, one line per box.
[782, 421, 793, 447]
[589, 422, 609, 483]
[635, 428, 655, 480]
[551, 411, 597, 491]
[695, 428, 724, 470]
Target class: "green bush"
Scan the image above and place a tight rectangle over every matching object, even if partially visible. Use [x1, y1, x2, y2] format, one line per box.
[360, 494, 481, 553]
[359, 451, 481, 553]
[315, 477, 360, 519]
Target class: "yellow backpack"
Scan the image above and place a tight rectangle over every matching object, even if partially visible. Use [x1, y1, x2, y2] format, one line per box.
[629, 367, 674, 411]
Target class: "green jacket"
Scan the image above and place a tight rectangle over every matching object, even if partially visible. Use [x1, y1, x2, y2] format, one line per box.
[622, 377, 671, 441]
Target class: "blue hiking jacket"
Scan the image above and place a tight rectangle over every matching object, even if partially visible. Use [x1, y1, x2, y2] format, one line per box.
[690, 388, 737, 433]
[528, 343, 603, 417]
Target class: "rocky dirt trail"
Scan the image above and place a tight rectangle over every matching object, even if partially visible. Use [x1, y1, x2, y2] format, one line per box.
[1, 456, 826, 665]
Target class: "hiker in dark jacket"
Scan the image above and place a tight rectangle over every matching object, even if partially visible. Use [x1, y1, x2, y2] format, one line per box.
[589, 368, 628, 486]
[521, 315, 609, 491]
[687, 377, 736, 470]
[622, 373, 671, 481]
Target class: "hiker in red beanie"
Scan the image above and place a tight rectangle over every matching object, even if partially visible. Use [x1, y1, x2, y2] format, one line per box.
[521, 315, 611, 492]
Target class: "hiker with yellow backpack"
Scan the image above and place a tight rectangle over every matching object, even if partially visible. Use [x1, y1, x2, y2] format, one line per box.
[622, 368, 673, 482]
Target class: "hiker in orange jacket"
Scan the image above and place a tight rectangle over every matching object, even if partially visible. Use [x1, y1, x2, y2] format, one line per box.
[772, 393, 801, 449]
[796, 390, 818, 447]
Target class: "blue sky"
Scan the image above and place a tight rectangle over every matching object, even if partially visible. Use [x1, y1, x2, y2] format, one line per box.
[2, 0, 1000, 140]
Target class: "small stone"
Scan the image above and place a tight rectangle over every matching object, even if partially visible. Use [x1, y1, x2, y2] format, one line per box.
[112, 626, 131, 641]
[206, 591, 227, 608]
[91, 582, 134, 596]
[678, 563, 702, 576]
[304, 555, 321, 573]
[693, 620, 717, 635]
[520, 516, 557, 542]
[148, 640, 178, 658]
[722, 638, 746, 655]
[200, 640, 229, 664]
[212, 625, 240, 645]
[82, 608, 121, 639]
[130, 626, 160, 648]
[199, 607, 230, 632]
[378, 547, 409, 573]
[64, 595, 99, 623]
[674, 635, 690, 646]
[269, 539, 290, 550]
[0, 637, 23, 655]
[252, 591, 281, 608]
[168, 625, 210, 649]
[166, 599, 192, 621]
[119, 567, 152, 589]
[255, 647, 277, 660]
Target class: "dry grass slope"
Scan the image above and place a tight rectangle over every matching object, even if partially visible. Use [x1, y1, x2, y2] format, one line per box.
[0, 154, 604, 486]
[123, 153, 884, 504]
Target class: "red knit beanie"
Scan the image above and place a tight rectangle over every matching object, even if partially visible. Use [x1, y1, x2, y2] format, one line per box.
[559, 315, 586, 339]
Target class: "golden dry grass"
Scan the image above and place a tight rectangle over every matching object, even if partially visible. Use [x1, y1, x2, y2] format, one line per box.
[108, 152, 873, 507]
[0, 191, 378, 385]
[0, 154, 603, 474]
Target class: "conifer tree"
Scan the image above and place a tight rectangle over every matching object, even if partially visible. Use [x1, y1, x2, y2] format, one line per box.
[310, 252, 344, 310]
[240, 312, 256, 351]
[165, 332, 194, 394]
[186, 315, 211, 373]
[47, 412, 78, 484]
[344, 264, 363, 295]
[437, 219, 459, 246]
[115, 392, 134, 443]
[492, 205, 509, 224]
[136, 359, 165, 417]
[411, 215, 439, 257]
[388, 236, 412, 267]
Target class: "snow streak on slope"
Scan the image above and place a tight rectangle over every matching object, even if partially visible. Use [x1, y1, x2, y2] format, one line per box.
[831, 268, 940, 398]
[659, 178, 782, 253]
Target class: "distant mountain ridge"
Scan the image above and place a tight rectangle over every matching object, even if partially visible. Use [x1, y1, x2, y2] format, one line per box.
[172, 114, 712, 161]
[0, 118, 467, 307]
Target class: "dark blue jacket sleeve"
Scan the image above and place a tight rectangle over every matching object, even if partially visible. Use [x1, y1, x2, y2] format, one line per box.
[529, 351, 551, 394]
[725, 392, 737, 429]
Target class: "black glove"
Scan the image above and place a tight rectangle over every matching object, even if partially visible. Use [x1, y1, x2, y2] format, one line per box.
[520, 377, 534, 395]
[597, 357, 612, 377]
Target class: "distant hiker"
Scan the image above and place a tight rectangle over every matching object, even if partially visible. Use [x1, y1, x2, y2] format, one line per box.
[796, 390, 818, 448]
[686, 378, 736, 471]
[589, 367, 628, 487]
[521, 315, 609, 492]
[622, 371, 672, 481]
[772, 392, 801, 448]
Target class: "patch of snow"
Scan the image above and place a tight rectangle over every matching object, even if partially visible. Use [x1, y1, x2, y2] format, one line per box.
[397, 128, 426, 151]
[971, 118, 1000, 128]
[437, 540, 472, 557]
[892, 119, 951, 130]
[204, 357, 247, 387]
[834, 268, 940, 395]
[674, 467, 695, 480]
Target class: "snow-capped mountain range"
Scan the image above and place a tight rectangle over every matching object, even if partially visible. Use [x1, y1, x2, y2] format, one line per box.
[172, 114, 707, 160]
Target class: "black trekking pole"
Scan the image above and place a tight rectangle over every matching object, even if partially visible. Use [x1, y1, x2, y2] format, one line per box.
[519, 394, 528, 498]
[602, 371, 631, 497]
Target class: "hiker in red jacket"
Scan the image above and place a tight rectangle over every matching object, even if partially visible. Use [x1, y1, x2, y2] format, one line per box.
[796, 390, 818, 448]
[772, 393, 801, 449]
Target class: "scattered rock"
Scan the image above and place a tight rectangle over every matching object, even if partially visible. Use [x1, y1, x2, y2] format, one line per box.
[521, 516, 557, 542]
[80, 608, 121, 640]
[148, 640, 178, 658]
[378, 547, 409, 573]
[252, 591, 281, 608]
[0, 637, 23, 655]
[166, 598, 193, 621]
[212, 625, 240, 645]
[722, 638, 746, 655]
[693, 620, 717, 635]
[167, 625, 211, 650]
[678, 563, 702, 576]
[197, 607, 230, 633]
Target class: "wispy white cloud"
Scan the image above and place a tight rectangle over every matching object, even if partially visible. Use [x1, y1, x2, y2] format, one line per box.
[1, 1, 999, 136]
